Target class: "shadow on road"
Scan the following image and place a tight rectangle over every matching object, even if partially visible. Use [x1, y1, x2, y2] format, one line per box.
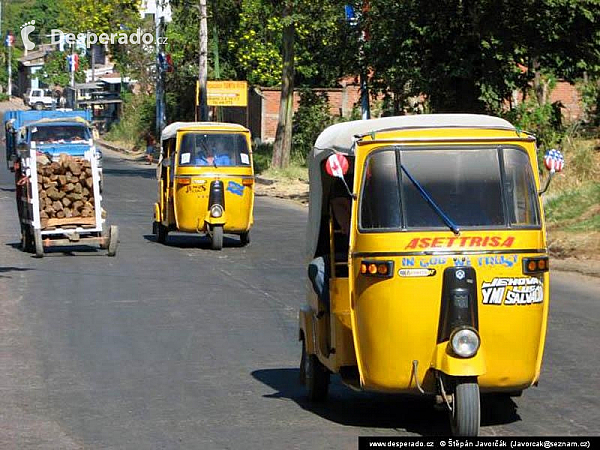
[102, 167, 156, 179]
[0, 266, 33, 278]
[5, 242, 107, 258]
[142, 234, 245, 249]
[252, 368, 522, 435]
[252, 368, 450, 435]
[0, 186, 15, 192]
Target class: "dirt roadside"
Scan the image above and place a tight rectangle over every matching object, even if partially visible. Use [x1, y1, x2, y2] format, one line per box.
[98, 140, 600, 278]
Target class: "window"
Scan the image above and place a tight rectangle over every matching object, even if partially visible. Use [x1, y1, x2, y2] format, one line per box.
[503, 148, 540, 226]
[179, 132, 250, 167]
[359, 146, 540, 231]
[360, 150, 402, 229]
[31, 125, 90, 143]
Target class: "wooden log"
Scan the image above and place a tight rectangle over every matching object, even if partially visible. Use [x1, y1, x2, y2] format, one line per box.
[46, 216, 96, 227]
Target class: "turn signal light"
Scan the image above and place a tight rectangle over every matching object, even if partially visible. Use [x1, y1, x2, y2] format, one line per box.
[360, 260, 394, 278]
[242, 178, 254, 187]
[177, 178, 191, 185]
[523, 257, 549, 274]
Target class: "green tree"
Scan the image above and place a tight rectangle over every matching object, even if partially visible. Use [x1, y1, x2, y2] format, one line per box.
[38, 51, 88, 87]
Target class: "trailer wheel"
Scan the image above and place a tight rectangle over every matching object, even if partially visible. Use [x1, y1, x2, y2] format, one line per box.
[34, 229, 44, 258]
[211, 225, 223, 250]
[107, 225, 119, 257]
[22, 226, 34, 253]
[450, 377, 480, 436]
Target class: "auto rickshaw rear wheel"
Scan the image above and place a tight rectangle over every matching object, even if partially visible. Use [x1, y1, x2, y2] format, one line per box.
[240, 231, 250, 246]
[301, 338, 329, 401]
[450, 377, 480, 436]
[156, 223, 168, 244]
[211, 225, 223, 250]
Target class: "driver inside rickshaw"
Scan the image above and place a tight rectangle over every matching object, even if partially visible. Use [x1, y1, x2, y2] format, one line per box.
[195, 137, 232, 166]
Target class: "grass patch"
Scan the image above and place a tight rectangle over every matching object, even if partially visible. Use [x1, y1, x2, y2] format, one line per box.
[261, 165, 308, 182]
[252, 142, 308, 181]
[545, 182, 600, 232]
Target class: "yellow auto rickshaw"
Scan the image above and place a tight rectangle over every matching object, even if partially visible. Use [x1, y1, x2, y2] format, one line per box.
[153, 122, 254, 250]
[299, 114, 563, 436]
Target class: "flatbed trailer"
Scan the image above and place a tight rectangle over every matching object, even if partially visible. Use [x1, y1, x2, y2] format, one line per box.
[15, 147, 118, 257]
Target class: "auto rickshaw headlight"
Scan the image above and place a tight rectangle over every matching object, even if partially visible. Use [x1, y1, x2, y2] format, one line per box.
[450, 328, 480, 358]
[210, 204, 224, 218]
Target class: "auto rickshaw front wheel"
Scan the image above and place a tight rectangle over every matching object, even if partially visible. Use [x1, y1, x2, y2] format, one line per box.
[240, 231, 250, 246]
[450, 377, 480, 436]
[155, 222, 168, 244]
[301, 337, 329, 401]
[211, 225, 223, 250]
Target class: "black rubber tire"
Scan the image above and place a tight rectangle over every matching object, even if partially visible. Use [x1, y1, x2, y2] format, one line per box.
[34, 103, 44, 111]
[299, 337, 307, 385]
[240, 231, 250, 246]
[211, 225, 223, 250]
[34, 229, 44, 258]
[107, 225, 119, 257]
[451, 378, 480, 436]
[157, 223, 168, 244]
[23, 226, 34, 253]
[303, 339, 330, 402]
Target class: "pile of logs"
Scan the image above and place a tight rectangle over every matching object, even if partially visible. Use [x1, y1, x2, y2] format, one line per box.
[37, 154, 96, 224]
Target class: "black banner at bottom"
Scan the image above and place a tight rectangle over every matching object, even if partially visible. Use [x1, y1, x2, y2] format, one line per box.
[359, 436, 597, 450]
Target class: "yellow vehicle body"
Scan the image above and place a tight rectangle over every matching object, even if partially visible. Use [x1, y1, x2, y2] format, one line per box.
[299, 115, 557, 435]
[154, 122, 254, 249]
[349, 128, 547, 393]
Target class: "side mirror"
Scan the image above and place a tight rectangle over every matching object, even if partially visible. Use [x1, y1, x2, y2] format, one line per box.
[539, 149, 565, 195]
[325, 153, 356, 199]
[325, 153, 349, 179]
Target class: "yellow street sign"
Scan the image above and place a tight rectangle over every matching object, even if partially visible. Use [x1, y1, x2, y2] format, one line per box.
[206, 81, 248, 107]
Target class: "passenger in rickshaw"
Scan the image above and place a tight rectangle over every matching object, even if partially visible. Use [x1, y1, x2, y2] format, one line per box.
[308, 177, 352, 311]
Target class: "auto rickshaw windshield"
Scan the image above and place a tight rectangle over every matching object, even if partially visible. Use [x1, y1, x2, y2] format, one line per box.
[179, 132, 250, 167]
[359, 145, 540, 230]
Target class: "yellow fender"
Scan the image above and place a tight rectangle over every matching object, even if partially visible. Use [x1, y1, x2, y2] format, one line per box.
[299, 305, 316, 355]
[432, 342, 487, 377]
[154, 202, 161, 223]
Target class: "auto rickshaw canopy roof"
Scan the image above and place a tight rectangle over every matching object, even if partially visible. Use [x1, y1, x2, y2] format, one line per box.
[161, 121, 250, 142]
[306, 114, 518, 259]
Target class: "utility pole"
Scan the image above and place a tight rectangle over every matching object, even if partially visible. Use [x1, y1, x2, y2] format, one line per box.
[212, 7, 221, 122]
[7, 32, 12, 97]
[155, 13, 166, 139]
[198, 0, 208, 121]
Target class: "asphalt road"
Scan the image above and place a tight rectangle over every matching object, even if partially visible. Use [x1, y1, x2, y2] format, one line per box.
[0, 121, 598, 449]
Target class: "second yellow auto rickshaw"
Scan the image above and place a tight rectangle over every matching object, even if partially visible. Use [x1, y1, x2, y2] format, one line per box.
[153, 122, 254, 250]
[299, 114, 563, 435]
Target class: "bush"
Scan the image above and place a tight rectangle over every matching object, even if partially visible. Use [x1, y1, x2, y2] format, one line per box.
[106, 92, 156, 148]
[578, 78, 600, 125]
[0, 92, 9, 102]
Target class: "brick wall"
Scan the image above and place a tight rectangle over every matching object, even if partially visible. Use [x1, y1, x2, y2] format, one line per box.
[256, 85, 363, 142]
[549, 81, 583, 122]
[252, 80, 583, 143]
